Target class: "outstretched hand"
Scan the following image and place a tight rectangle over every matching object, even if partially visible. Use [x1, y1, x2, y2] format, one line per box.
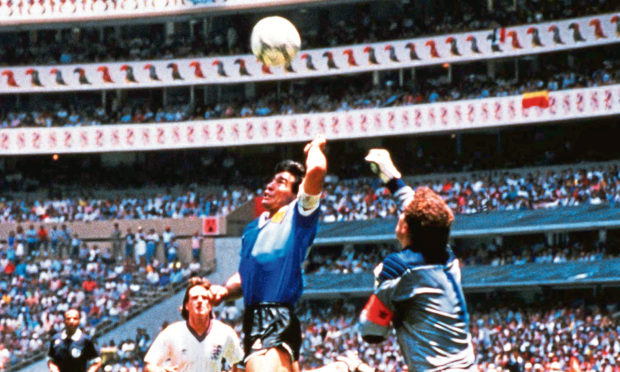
[364, 148, 402, 183]
[304, 134, 326, 154]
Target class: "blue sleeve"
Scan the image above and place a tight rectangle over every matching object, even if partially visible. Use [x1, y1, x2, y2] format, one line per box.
[293, 200, 320, 228]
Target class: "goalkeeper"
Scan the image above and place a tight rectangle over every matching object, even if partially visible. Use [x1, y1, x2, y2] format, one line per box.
[359, 149, 476, 371]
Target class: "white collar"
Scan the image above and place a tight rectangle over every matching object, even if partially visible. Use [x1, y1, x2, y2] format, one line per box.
[61, 328, 83, 341]
[257, 212, 271, 228]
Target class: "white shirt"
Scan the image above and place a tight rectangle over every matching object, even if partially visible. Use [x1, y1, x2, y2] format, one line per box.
[144, 319, 243, 372]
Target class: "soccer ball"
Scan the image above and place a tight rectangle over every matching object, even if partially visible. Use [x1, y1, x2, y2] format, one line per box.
[251, 16, 301, 67]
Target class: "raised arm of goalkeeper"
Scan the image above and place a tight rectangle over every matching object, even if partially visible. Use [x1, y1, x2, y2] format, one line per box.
[364, 149, 414, 206]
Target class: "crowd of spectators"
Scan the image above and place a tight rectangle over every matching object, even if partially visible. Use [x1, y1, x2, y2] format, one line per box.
[3, 161, 620, 224]
[304, 237, 618, 275]
[321, 162, 620, 222]
[0, 0, 616, 66]
[0, 239, 201, 370]
[1, 55, 617, 129]
[85, 297, 620, 372]
[457, 239, 616, 266]
[0, 187, 253, 222]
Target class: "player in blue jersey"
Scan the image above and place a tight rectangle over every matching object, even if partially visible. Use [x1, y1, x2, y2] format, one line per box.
[210, 135, 375, 372]
[359, 149, 476, 371]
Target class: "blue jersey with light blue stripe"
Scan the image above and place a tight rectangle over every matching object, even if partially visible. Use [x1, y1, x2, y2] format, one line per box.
[239, 200, 319, 306]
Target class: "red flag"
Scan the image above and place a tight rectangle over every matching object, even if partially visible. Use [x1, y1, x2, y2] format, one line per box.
[522, 91, 550, 108]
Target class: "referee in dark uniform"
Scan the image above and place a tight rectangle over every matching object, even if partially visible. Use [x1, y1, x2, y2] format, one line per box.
[48, 308, 102, 372]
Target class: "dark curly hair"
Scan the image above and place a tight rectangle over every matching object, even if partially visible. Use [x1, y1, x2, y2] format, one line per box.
[274, 160, 305, 194]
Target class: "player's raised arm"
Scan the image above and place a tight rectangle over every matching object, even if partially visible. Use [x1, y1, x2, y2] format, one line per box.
[300, 134, 327, 198]
[365, 149, 414, 206]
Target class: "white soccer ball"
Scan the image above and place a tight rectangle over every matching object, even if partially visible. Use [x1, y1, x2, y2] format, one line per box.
[251, 16, 301, 67]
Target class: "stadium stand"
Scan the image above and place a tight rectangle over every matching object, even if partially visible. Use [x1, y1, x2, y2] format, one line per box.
[1, 52, 617, 128]
[0, 0, 616, 65]
[1, 0, 619, 370]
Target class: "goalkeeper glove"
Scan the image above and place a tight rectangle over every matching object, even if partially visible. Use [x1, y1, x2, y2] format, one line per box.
[364, 149, 402, 183]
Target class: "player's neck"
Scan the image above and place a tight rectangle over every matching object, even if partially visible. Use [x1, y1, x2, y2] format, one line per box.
[188, 316, 211, 337]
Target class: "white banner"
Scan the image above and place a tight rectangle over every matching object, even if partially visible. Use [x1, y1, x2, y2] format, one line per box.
[0, 13, 617, 93]
[0, 85, 618, 155]
[0, 0, 324, 26]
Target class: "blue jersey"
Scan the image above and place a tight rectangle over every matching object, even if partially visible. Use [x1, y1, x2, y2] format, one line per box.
[239, 199, 319, 306]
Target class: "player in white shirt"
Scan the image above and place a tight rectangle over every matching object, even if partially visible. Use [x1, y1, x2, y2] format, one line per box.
[144, 277, 243, 372]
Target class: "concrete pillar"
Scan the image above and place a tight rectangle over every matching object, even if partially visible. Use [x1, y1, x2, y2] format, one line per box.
[487, 61, 496, 79]
[398, 69, 404, 87]
[165, 22, 175, 42]
[245, 83, 256, 99]
[545, 232, 554, 246]
[598, 230, 607, 244]
[487, 0, 494, 11]
[455, 134, 462, 156]
[372, 71, 379, 86]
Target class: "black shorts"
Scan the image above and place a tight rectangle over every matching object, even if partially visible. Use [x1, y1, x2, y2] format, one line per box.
[242, 302, 301, 363]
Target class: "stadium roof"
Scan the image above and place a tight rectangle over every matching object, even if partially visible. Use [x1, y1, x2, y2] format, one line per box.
[302, 258, 620, 298]
[314, 204, 620, 245]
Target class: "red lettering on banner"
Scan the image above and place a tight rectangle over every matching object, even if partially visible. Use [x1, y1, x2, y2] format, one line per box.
[95, 130, 103, 147]
[48, 132, 57, 148]
[111, 130, 119, 145]
[289, 119, 297, 136]
[0, 133, 9, 150]
[576, 93, 584, 112]
[32, 132, 41, 149]
[467, 105, 474, 123]
[494, 102, 501, 121]
[156, 128, 165, 144]
[563, 94, 571, 114]
[217, 124, 225, 141]
[374, 113, 382, 130]
[275, 120, 283, 137]
[126, 129, 134, 146]
[17, 133, 25, 149]
[402, 110, 410, 128]
[303, 118, 311, 136]
[331, 116, 339, 134]
[604, 90, 612, 110]
[202, 217, 219, 235]
[440, 107, 448, 125]
[246, 122, 254, 139]
[387, 111, 395, 129]
[590, 92, 599, 111]
[454, 106, 461, 124]
[521, 105, 529, 118]
[172, 126, 180, 143]
[80, 130, 88, 147]
[414, 110, 422, 127]
[346, 116, 354, 133]
[232, 123, 239, 140]
[481, 103, 489, 121]
[201, 125, 210, 141]
[142, 128, 150, 145]
[549, 97, 556, 115]
[508, 101, 516, 119]
[261, 122, 269, 138]
[360, 114, 369, 131]
[318, 118, 326, 134]
[428, 108, 435, 126]
[186, 126, 195, 143]
[64, 131, 72, 148]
